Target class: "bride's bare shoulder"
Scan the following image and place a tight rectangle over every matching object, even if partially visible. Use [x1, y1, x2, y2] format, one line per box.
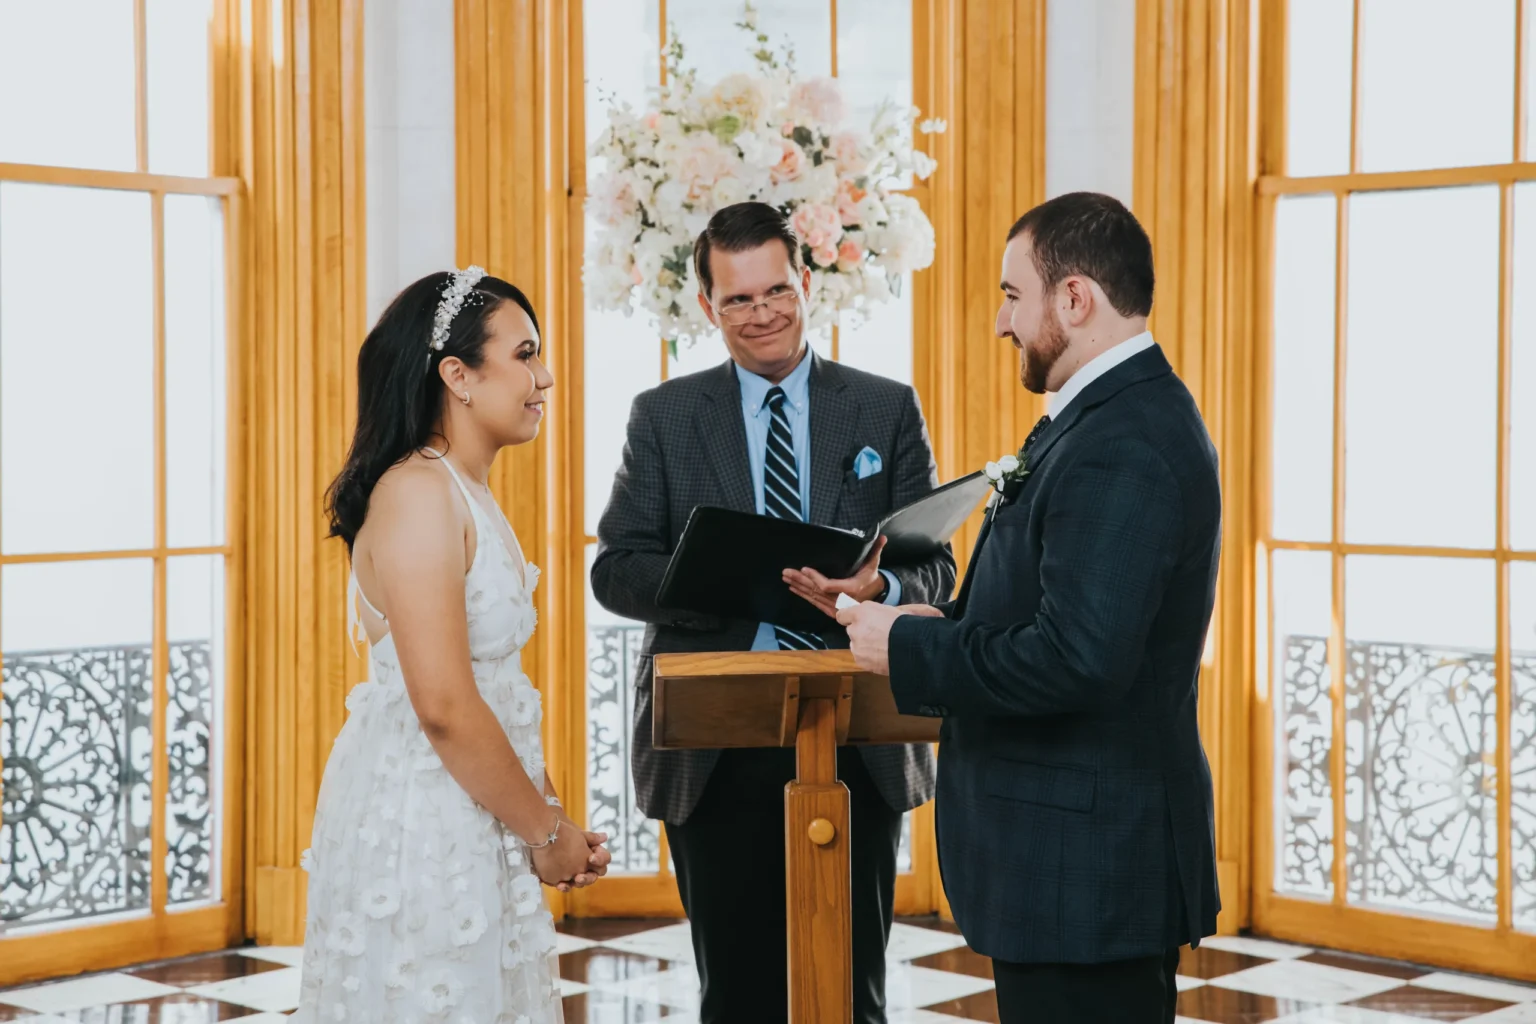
[364, 453, 464, 531]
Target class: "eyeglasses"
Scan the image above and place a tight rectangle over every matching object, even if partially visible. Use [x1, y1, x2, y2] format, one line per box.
[715, 290, 799, 326]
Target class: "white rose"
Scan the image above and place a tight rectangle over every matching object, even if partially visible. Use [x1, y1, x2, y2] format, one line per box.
[803, 164, 839, 205]
[999, 455, 1021, 474]
[653, 179, 688, 216]
[735, 130, 780, 170]
[711, 174, 748, 208]
[860, 268, 892, 304]
[911, 151, 938, 180]
[870, 194, 936, 273]
[985, 461, 1002, 481]
[855, 194, 887, 226]
[683, 207, 711, 237]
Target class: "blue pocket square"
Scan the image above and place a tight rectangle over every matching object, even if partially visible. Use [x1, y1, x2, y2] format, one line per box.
[853, 446, 883, 480]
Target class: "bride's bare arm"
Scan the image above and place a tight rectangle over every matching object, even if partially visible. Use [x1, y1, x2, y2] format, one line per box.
[363, 466, 592, 882]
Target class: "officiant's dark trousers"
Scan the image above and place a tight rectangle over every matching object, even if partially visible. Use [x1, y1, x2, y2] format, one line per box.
[665, 745, 903, 1024]
[992, 947, 1181, 1024]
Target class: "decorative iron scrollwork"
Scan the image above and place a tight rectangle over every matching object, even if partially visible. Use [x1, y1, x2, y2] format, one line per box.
[1280, 633, 1536, 923]
[2, 640, 214, 928]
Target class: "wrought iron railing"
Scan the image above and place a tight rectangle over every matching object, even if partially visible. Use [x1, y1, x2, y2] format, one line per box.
[1279, 635, 1536, 924]
[1, 640, 215, 929]
[587, 624, 662, 872]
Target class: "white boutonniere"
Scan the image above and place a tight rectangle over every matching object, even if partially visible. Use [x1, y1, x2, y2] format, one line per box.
[984, 452, 1029, 507]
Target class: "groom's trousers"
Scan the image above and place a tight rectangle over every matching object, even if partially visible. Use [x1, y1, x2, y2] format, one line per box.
[992, 947, 1182, 1024]
[665, 745, 903, 1024]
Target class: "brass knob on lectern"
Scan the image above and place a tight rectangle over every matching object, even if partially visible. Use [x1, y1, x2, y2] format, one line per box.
[807, 818, 836, 846]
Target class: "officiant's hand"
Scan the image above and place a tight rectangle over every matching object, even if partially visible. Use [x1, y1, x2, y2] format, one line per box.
[835, 599, 912, 675]
[783, 535, 889, 618]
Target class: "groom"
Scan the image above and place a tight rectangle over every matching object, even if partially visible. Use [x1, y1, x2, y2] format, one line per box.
[592, 202, 955, 1023]
[837, 192, 1221, 1023]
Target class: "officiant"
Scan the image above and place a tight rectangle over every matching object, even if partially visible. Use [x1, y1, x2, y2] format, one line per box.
[590, 202, 956, 1024]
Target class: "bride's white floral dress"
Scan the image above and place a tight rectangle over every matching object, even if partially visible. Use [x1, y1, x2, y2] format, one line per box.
[292, 455, 563, 1023]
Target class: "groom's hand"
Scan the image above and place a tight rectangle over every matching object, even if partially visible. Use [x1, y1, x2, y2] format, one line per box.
[783, 536, 889, 618]
[835, 599, 912, 675]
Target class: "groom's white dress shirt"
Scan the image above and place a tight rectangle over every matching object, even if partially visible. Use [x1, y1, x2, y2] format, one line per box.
[1047, 330, 1155, 420]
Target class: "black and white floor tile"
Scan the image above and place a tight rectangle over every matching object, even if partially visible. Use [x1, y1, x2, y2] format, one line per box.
[2, 918, 1533, 1023]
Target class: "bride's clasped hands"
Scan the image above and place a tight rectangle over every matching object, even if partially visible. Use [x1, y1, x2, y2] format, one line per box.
[536, 813, 612, 892]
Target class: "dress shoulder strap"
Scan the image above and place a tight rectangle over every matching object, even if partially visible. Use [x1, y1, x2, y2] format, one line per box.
[421, 447, 481, 515]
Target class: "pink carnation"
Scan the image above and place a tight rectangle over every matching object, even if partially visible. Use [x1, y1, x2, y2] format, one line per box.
[770, 139, 807, 183]
[827, 132, 868, 176]
[591, 173, 638, 227]
[789, 77, 846, 128]
[791, 203, 843, 250]
[836, 238, 866, 271]
[835, 180, 868, 227]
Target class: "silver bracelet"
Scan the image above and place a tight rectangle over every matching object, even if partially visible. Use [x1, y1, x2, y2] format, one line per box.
[525, 813, 561, 850]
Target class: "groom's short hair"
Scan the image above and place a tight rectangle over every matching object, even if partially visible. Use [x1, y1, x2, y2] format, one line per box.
[1008, 192, 1155, 317]
[694, 202, 804, 300]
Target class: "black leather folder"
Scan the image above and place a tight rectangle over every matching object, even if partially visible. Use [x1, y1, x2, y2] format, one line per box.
[655, 471, 992, 631]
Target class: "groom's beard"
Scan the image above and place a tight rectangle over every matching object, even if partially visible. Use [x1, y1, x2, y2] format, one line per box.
[1020, 313, 1069, 394]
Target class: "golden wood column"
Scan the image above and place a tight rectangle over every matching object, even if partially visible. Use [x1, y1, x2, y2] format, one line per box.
[913, 0, 1049, 916]
[453, 0, 578, 919]
[916, 0, 1049, 503]
[1133, 0, 1257, 934]
[239, 0, 369, 945]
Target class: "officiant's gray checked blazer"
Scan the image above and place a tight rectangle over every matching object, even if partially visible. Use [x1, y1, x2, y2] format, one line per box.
[591, 354, 954, 824]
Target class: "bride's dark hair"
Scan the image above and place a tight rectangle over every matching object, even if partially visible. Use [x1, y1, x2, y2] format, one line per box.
[324, 271, 540, 550]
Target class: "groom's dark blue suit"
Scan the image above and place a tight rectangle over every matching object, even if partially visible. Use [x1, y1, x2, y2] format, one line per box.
[888, 343, 1221, 969]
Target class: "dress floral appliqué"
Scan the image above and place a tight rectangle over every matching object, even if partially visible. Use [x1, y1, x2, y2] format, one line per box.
[292, 458, 562, 1023]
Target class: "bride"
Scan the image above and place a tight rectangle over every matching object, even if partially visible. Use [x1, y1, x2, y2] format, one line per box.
[294, 268, 608, 1023]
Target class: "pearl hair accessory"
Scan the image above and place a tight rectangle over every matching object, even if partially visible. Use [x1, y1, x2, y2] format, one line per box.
[428, 265, 488, 363]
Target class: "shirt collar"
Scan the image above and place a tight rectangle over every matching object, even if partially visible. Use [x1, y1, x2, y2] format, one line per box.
[1047, 330, 1156, 419]
[736, 346, 813, 416]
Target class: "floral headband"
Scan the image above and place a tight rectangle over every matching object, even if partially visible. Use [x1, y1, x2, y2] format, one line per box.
[428, 265, 487, 368]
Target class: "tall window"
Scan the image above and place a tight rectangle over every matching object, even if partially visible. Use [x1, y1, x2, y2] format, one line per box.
[0, 0, 237, 971]
[1259, 0, 1535, 969]
[576, 0, 921, 905]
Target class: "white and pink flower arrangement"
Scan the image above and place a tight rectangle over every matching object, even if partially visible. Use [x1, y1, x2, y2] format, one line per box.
[584, 3, 945, 351]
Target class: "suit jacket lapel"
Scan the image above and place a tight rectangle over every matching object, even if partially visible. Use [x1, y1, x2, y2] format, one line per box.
[953, 344, 1175, 618]
[697, 360, 757, 514]
[808, 354, 857, 525]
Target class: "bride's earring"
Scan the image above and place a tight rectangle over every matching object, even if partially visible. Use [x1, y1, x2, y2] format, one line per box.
[459, 391, 472, 407]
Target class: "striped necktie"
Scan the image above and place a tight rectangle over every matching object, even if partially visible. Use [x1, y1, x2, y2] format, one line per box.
[763, 386, 827, 651]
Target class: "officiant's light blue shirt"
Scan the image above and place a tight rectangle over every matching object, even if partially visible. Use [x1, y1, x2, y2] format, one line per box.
[735, 353, 902, 651]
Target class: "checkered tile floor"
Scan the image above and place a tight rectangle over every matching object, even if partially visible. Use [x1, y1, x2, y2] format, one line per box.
[2, 918, 1533, 1023]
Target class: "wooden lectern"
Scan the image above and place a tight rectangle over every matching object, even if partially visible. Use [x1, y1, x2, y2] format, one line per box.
[652, 649, 941, 1023]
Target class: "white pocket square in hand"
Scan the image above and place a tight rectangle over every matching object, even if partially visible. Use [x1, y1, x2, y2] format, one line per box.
[853, 447, 883, 479]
